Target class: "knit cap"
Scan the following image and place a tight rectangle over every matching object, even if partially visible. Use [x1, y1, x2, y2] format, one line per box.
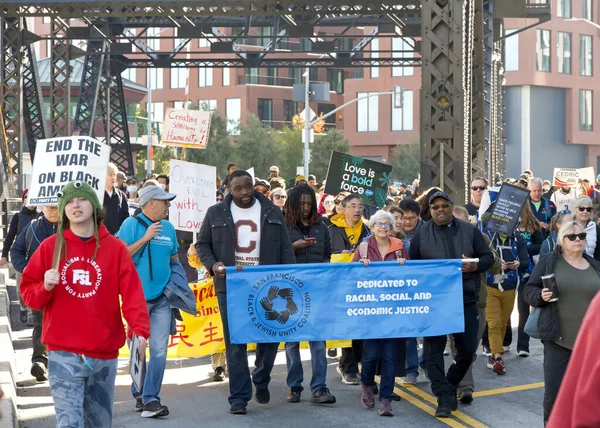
[56, 180, 102, 260]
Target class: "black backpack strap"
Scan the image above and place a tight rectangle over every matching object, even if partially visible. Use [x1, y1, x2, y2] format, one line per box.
[134, 215, 154, 281]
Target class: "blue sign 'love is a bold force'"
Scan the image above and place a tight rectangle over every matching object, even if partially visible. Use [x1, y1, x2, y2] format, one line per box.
[226, 260, 465, 344]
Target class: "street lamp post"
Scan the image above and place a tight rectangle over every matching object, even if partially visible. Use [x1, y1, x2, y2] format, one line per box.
[566, 17, 600, 30]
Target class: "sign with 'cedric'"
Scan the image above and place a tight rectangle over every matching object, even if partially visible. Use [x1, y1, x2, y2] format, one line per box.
[226, 260, 464, 343]
[28, 136, 111, 206]
[324, 151, 393, 208]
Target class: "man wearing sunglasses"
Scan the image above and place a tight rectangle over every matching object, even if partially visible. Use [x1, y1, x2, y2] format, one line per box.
[408, 191, 494, 418]
[529, 177, 557, 239]
[466, 177, 488, 217]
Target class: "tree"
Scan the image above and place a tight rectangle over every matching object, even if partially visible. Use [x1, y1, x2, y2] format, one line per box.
[310, 129, 350, 181]
[233, 114, 278, 179]
[387, 142, 420, 183]
[274, 127, 302, 180]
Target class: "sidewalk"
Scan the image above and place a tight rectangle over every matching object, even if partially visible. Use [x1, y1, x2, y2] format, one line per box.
[0, 270, 18, 428]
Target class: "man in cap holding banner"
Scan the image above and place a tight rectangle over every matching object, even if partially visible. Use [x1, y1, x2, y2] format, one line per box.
[407, 191, 494, 418]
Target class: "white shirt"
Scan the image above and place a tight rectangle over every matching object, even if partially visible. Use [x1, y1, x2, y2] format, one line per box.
[230, 199, 262, 266]
[551, 188, 578, 214]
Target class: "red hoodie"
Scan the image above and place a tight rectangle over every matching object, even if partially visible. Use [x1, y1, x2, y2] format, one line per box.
[547, 292, 600, 428]
[20, 224, 150, 359]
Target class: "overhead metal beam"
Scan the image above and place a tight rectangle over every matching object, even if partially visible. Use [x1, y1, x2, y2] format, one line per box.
[121, 57, 422, 68]
[50, 17, 71, 137]
[471, 0, 486, 182]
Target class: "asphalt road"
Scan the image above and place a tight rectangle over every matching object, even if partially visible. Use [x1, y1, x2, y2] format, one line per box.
[8, 282, 546, 428]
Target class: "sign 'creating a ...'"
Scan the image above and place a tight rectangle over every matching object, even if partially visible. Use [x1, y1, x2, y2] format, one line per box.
[485, 183, 531, 235]
[162, 108, 211, 149]
[28, 136, 110, 206]
[169, 160, 216, 231]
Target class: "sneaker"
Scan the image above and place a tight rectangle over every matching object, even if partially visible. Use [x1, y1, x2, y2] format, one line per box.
[391, 392, 401, 402]
[141, 400, 169, 418]
[373, 384, 378, 395]
[212, 367, 225, 382]
[482, 346, 492, 357]
[493, 357, 506, 375]
[255, 388, 270, 404]
[378, 398, 393, 416]
[19, 309, 28, 324]
[458, 392, 473, 404]
[336, 367, 360, 385]
[503, 346, 510, 352]
[327, 349, 337, 358]
[361, 384, 375, 409]
[400, 373, 417, 385]
[435, 403, 452, 418]
[229, 403, 247, 415]
[30, 362, 47, 382]
[310, 387, 336, 404]
[27, 312, 34, 327]
[518, 350, 530, 357]
[486, 356, 495, 369]
[134, 398, 143, 412]
[287, 387, 301, 403]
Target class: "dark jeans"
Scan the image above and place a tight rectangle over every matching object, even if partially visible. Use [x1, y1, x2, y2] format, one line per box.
[339, 340, 363, 375]
[31, 309, 47, 365]
[217, 292, 279, 406]
[424, 303, 479, 406]
[542, 340, 571, 424]
[361, 339, 398, 400]
[517, 282, 531, 352]
[481, 317, 512, 348]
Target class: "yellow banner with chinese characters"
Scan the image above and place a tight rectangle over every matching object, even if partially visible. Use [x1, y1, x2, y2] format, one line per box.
[119, 278, 350, 359]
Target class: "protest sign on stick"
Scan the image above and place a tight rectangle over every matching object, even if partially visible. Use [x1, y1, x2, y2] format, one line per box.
[169, 160, 216, 231]
[162, 108, 211, 149]
[28, 136, 110, 206]
[485, 183, 530, 235]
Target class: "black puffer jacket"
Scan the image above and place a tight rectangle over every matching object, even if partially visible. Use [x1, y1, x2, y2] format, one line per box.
[523, 250, 600, 340]
[287, 218, 331, 264]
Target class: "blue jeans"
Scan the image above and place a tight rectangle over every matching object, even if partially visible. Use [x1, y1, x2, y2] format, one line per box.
[132, 294, 172, 405]
[405, 338, 419, 376]
[361, 339, 399, 400]
[285, 341, 327, 393]
[217, 292, 279, 405]
[48, 350, 118, 428]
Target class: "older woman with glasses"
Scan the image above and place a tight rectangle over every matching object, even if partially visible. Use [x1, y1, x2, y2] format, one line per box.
[351, 210, 408, 417]
[270, 187, 287, 210]
[573, 196, 600, 261]
[523, 221, 600, 425]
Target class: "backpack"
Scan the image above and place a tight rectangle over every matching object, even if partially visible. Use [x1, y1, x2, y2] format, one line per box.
[133, 214, 154, 281]
[24, 219, 42, 260]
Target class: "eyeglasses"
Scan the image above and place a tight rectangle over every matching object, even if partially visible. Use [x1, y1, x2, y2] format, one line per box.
[430, 203, 451, 211]
[402, 216, 418, 222]
[565, 233, 587, 241]
[374, 222, 392, 229]
[334, 200, 343, 205]
[324, 200, 335, 205]
[216, 198, 224, 203]
[471, 186, 487, 191]
[256, 188, 269, 195]
[273, 194, 287, 200]
[578, 207, 593, 213]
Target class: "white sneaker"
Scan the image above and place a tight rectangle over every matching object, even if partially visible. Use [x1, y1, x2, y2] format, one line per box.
[517, 350, 530, 357]
[503, 346, 510, 352]
[482, 347, 492, 357]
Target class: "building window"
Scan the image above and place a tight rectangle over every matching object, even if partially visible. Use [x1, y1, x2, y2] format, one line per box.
[122, 68, 137, 83]
[283, 100, 296, 124]
[198, 99, 217, 111]
[357, 92, 378, 132]
[257, 27, 271, 46]
[392, 38, 414, 77]
[199, 37, 209, 48]
[43, 16, 50, 24]
[223, 66, 230, 86]
[146, 27, 160, 50]
[231, 27, 246, 44]
[290, 68, 302, 84]
[583, 0, 592, 20]
[580, 35, 593, 76]
[327, 69, 343, 94]
[536, 29, 551, 72]
[199, 67, 213, 87]
[299, 38, 311, 51]
[557, 32, 571, 74]
[391, 90, 414, 131]
[371, 38, 379, 78]
[266, 67, 277, 85]
[226, 98, 241, 135]
[318, 103, 336, 127]
[557, 0, 571, 18]
[150, 102, 164, 123]
[149, 68, 163, 90]
[245, 67, 259, 84]
[505, 30, 519, 71]
[309, 68, 318, 81]
[258, 99, 273, 127]
[580, 90, 593, 131]
[170, 68, 186, 89]
[45, 39, 52, 59]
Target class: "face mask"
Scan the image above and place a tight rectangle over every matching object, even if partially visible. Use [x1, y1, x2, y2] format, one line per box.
[127, 185, 138, 194]
[159, 184, 166, 190]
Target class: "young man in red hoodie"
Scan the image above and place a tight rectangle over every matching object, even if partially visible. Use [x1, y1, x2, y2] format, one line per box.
[20, 180, 150, 428]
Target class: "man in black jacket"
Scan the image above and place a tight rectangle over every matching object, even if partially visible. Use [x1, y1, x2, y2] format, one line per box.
[103, 163, 129, 235]
[409, 191, 494, 418]
[197, 170, 295, 415]
[10, 205, 59, 382]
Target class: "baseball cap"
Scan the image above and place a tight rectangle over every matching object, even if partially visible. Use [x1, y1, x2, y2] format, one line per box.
[138, 186, 176, 207]
[126, 176, 140, 184]
[308, 175, 316, 181]
[269, 165, 279, 173]
[254, 178, 271, 190]
[116, 172, 126, 180]
[428, 191, 453, 205]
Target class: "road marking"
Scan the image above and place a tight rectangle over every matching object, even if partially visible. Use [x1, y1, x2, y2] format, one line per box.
[399, 384, 488, 428]
[473, 382, 545, 397]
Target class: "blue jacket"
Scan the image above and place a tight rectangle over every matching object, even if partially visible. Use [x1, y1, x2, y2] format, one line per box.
[539, 231, 558, 258]
[486, 233, 529, 290]
[165, 259, 197, 334]
[10, 215, 57, 273]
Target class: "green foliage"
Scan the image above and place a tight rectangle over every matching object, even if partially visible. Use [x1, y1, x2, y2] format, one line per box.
[274, 127, 303, 180]
[387, 142, 420, 183]
[310, 129, 350, 181]
[233, 114, 278, 178]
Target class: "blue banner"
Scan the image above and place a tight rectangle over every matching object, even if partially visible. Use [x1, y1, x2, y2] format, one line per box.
[226, 260, 465, 344]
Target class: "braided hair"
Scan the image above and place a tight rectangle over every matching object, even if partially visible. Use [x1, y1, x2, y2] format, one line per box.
[284, 184, 319, 228]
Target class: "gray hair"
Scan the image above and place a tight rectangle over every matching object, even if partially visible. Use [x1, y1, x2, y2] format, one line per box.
[368, 210, 395, 231]
[556, 221, 585, 248]
[529, 177, 543, 188]
[574, 195, 593, 208]
[270, 187, 286, 199]
[107, 162, 118, 174]
[452, 206, 469, 221]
